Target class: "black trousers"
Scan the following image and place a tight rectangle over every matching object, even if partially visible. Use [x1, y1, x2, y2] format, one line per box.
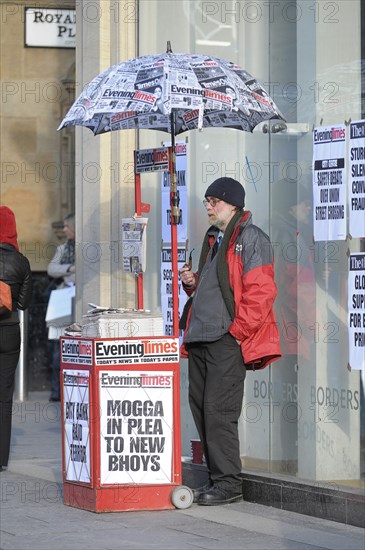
[188, 333, 246, 490]
[0, 324, 20, 467]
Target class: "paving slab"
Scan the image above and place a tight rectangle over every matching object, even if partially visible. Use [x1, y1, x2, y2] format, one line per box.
[0, 393, 364, 550]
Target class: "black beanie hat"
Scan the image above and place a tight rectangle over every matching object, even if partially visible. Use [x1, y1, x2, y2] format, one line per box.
[205, 177, 245, 208]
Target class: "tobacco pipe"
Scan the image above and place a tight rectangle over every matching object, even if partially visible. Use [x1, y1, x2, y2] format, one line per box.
[186, 248, 194, 270]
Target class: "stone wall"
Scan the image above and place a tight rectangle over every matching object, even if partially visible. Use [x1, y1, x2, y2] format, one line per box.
[0, 0, 76, 271]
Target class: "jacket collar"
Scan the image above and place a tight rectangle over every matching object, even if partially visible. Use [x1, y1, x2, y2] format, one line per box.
[0, 243, 17, 251]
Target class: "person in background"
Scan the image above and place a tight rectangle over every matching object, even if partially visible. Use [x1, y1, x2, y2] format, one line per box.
[272, 180, 314, 365]
[47, 213, 75, 402]
[179, 177, 281, 506]
[0, 206, 32, 472]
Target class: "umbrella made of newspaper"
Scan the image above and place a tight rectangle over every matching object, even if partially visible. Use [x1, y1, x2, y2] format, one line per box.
[59, 41, 284, 138]
[58, 42, 285, 335]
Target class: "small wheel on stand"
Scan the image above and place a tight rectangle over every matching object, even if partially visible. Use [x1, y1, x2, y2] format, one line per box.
[171, 485, 194, 509]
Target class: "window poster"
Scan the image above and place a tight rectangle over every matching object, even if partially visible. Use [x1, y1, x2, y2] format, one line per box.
[313, 125, 346, 241]
[349, 120, 365, 238]
[348, 253, 365, 371]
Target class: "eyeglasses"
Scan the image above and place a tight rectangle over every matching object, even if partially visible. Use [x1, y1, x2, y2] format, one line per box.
[203, 197, 221, 207]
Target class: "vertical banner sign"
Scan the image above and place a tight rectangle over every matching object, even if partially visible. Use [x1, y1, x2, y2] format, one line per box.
[161, 247, 188, 336]
[313, 125, 346, 241]
[161, 142, 188, 243]
[63, 370, 91, 483]
[349, 121, 365, 238]
[99, 370, 174, 484]
[161, 142, 188, 337]
[348, 254, 365, 371]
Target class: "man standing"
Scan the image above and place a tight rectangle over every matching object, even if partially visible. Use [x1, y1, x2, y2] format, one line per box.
[179, 177, 281, 506]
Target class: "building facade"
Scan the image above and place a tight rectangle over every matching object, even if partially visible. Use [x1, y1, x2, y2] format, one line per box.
[1, 0, 364, 510]
[1, 0, 77, 388]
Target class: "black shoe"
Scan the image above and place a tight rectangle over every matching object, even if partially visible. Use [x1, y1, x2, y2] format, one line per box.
[197, 485, 243, 506]
[192, 481, 213, 503]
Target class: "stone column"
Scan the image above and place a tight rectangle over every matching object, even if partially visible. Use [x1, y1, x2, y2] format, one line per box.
[74, 0, 137, 319]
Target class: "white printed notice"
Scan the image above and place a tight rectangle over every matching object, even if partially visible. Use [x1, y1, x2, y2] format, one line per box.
[99, 370, 174, 484]
[349, 121, 365, 238]
[348, 253, 365, 371]
[63, 370, 91, 483]
[313, 125, 346, 241]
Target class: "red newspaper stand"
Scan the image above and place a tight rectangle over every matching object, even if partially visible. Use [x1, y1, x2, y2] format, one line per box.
[60, 335, 193, 512]
[60, 145, 191, 512]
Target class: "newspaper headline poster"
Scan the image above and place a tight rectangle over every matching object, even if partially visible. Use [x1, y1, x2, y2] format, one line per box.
[161, 247, 188, 338]
[121, 218, 148, 273]
[348, 254, 365, 371]
[349, 121, 365, 238]
[99, 370, 174, 484]
[161, 142, 188, 338]
[313, 125, 346, 241]
[161, 142, 188, 243]
[63, 370, 91, 483]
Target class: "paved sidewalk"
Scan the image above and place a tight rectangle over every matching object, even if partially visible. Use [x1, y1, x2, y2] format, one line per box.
[0, 392, 364, 550]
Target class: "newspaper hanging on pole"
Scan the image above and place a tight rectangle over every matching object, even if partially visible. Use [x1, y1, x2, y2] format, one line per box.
[161, 142, 188, 338]
[349, 120, 365, 238]
[348, 253, 365, 371]
[313, 125, 346, 241]
[121, 218, 148, 273]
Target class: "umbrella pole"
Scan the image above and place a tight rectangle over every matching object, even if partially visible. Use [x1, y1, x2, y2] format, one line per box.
[134, 172, 144, 309]
[169, 113, 180, 339]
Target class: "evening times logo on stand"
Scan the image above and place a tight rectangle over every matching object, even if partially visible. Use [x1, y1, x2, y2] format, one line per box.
[61, 339, 93, 365]
[100, 372, 173, 388]
[94, 338, 179, 365]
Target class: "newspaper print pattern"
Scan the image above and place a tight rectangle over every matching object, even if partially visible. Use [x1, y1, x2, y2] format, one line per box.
[59, 52, 285, 135]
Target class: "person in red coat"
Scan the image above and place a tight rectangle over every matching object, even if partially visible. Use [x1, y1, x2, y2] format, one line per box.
[179, 177, 281, 505]
[0, 206, 32, 471]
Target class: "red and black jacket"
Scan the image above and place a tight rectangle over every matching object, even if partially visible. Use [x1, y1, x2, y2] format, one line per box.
[181, 210, 281, 370]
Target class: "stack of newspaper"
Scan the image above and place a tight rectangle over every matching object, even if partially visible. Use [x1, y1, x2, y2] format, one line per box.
[81, 304, 164, 338]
